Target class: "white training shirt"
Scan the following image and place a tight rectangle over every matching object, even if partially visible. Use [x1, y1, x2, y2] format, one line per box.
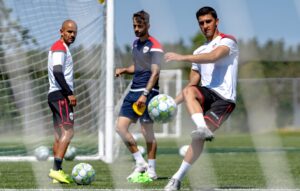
[191, 33, 239, 102]
[48, 40, 74, 94]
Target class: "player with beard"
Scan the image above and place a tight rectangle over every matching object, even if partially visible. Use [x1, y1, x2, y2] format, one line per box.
[115, 10, 164, 181]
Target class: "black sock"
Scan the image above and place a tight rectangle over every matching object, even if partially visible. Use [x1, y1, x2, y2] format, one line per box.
[53, 158, 63, 170]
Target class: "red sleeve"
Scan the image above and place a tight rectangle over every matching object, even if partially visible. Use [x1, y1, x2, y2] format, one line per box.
[220, 33, 237, 43]
[149, 36, 163, 52]
[51, 40, 67, 52]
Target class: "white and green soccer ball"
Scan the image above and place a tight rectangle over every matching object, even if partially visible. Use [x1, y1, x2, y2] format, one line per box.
[34, 146, 50, 161]
[64, 145, 77, 161]
[72, 163, 95, 185]
[148, 94, 177, 123]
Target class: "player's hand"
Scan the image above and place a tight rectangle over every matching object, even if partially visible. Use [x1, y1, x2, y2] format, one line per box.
[136, 95, 147, 107]
[115, 68, 124, 77]
[68, 95, 77, 107]
[164, 52, 184, 62]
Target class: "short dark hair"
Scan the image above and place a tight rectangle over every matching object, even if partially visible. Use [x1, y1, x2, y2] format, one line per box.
[196, 6, 218, 19]
[133, 10, 150, 24]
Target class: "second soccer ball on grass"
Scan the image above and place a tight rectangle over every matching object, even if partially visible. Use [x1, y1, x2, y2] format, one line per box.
[71, 163, 96, 185]
[64, 145, 77, 161]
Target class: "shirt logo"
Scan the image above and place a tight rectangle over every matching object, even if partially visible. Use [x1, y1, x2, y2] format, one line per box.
[143, 46, 150, 53]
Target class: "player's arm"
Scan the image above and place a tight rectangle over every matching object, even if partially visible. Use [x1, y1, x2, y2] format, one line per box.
[52, 52, 77, 106]
[115, 64, 135, 77]
[164, 45, 230, 63]
[175, 69, 200, 105]
[136, 63, 160, 107]
[145, 63, 160, 94]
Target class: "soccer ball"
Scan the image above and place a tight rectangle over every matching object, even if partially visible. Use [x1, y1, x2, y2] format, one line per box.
[64, 145, 77, 161]
[148, 94, 177, 123]
[34, 146, 50, 161]
[179, 145, 189, 157]
[72, 163, 95, 185]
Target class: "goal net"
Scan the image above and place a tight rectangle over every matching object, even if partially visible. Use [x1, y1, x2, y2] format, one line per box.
[0, 0, 183, 163]
[0, 0, 121, 162]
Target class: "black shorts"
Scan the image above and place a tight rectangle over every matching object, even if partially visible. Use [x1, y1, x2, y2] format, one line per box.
[195, 86, 235, 128]
[48, 98, 74, 128]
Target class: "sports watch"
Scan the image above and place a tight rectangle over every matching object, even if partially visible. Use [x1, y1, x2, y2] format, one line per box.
[143, 89, 149, 96]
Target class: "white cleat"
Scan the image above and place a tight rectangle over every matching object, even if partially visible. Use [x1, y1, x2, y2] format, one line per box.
[191, 126, 214, 141]
[164, 178, 181, 191]
[146, 168, 158, 180]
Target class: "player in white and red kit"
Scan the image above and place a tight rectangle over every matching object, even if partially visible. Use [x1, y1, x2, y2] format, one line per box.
[47, 19, 77, 184]
[164, 7, 239, 190]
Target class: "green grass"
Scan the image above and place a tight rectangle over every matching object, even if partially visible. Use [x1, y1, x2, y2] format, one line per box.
[0, 132, 300, 189]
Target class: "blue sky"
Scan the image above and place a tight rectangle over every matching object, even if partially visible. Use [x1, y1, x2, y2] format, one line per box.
[4, 0, 300, 51]
[115, 0, 300, 49]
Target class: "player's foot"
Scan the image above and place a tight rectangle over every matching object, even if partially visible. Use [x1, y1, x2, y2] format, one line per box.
[52, 179, 59, 184]
[164, 178, 181, 191]
[146, 168, 157, 180]
[127, 162, 148, 180]
[48, 169, 71, 184]
[191, 126, 214, 141]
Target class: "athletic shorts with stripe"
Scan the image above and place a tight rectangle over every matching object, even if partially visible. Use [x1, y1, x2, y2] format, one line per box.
[194, 86, 235, 128]
[48, 98, 74, 128]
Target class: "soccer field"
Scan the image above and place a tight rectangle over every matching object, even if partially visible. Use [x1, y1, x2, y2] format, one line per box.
[0, 132, 300, 190]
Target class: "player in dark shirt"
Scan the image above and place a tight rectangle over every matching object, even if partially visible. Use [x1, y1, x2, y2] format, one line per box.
[115, 10, 163, 181]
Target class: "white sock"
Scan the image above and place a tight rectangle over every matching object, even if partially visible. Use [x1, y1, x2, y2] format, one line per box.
[191, 113, 207, 128]
[132, 151, 146, 164]
[148, 159, 156, 170]
[172, 160, 191, 181]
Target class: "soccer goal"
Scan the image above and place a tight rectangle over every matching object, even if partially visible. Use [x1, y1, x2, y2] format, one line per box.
[0, 0, 183, 163]
[0, 0, 120, 163]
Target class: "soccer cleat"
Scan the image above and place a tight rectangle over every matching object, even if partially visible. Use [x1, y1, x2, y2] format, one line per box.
[127, 172, 153, 183]
[52, 179, 59, 184]
[190, 126, 214, 141]
[164, 178, 181, 191]
[146, 168, 158, 180]
[48, 169, 71, 184]
[127, 163, 148, 180]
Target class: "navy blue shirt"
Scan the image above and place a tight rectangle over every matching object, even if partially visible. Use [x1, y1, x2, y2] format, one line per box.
[131, 36, 163, 90]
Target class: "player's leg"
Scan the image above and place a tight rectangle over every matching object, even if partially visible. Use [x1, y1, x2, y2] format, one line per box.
[140, 122, 157, 179]
[165, 97, 235, 190]
[116, 116, 138, 153]
[116, 116, 148, 179]
[48, 99, 74, 184]
[55, 124, 74, 159]
[182, 86, 214, 140]
[52, 127, 60, 164]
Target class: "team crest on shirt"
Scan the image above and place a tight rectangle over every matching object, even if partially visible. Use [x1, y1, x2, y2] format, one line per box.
[143, 46, 150, 53]
[69, 112, 74, 121]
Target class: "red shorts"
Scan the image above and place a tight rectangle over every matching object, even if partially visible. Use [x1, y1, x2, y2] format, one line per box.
[48, 98, 74, 128]
[194, 86, 235, 128]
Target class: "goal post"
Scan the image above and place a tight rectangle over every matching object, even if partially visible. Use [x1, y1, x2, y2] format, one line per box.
[156, 69, 183, 138]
